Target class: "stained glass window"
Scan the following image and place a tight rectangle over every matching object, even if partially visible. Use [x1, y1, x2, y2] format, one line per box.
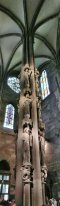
[4, 104, 14, 129]
[7, 77, 20, 93]
[40, 70, 50, 100]
[0, 174, 9, 200]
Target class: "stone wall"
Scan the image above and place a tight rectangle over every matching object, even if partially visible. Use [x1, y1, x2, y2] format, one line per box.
[0, 80, 18, 199]
[0, 130, 16, 198]
[41, 64, 60, 200]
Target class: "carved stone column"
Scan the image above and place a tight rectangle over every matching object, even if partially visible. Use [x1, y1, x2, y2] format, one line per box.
[38, 116, 47, 205]
[16, 62, 47, 206]
[41, 165, 47, 205]
[22, 115, 32, 206]
[29, 65, 43, 206]
[15, 64, 33, 206]
[35, 67, 47, 206]
[15, 25, 47, 205]
[38, 119, 45, 166]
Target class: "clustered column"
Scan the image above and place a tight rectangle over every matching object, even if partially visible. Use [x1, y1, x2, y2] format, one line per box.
[15, 64, 47, 206]
[16, 64, 33, 206]
[36, 68, 47, 205]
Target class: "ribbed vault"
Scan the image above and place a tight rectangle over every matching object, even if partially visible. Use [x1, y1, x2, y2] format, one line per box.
[0, 0, 60, 99]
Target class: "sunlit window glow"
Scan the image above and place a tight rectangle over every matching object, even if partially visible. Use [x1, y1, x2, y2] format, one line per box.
[2, 184, 9, 194]
[0, 174, 9, 200]
[4, 194, 9, 201]
[40, 70, 50, 100]
[3, 175, 9, 181]
[7, 77, 20, 93]
[4, 104, 14, 129]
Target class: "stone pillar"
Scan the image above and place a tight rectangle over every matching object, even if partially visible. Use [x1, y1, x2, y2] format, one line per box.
[35, 67, 47, 206]
[41, 165, 47, 205]
[22, 117, 32, 206]
[15, 64, 33, 206]
[38, 117, 47, 205]
[15, 36, 47, 206]
[30, 66, 43, 206]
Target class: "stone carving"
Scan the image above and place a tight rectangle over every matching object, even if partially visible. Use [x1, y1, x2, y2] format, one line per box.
[19, 94, 32, 117]
[39, 118, 45, 131]
[38, 118, 47, 192]
[37, 94, 42, 121]
[22, 114, 33, 163]
[18, 64, 33, 118]
[22, 114, 32, 130]
[22, 162, 33, 184]
[23, 88, 32, 97]
[22, 126, 30, 163]
[35, 68, 40, 97]
[38, 119, 45, 166]
[41, 165, 47, 183]
[49, 198, 57, 206]
[21, 113, 33, 185]
[22, 163, 31, 184]
[21, 64, 32, 91]
[38, 129, 45, 166]
[35, 68, 42, 121]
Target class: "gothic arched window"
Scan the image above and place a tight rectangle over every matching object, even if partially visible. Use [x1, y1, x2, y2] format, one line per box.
[40, 70, 50, 100]
[7, 77, 20, 93]
[4, 104, 15, 129]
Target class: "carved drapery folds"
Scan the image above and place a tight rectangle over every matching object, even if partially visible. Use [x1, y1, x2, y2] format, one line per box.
[21, 64, 32, 94]
[22, 114, 32, 163]
[22, 127, 30, 163]
[22, 113, 33, 185]
[19, 64, 33, 188]
[19, 64, 32, 118]
[38, 119, 45, 166]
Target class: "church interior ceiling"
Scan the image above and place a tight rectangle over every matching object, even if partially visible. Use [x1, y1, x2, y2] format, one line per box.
[0, 0, 60, 104]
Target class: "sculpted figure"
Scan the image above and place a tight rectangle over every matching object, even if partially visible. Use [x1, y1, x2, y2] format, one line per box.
[21, 64, 32, 91]
[41, 165, 47, 183]
[37, 95, 42, 121]
[49, 198, 57, 206]
[35, 68, 40, 97]
[22, 163, 31, 184]
[19, 94, 32, 117]
[38, 129, 45, 166]
[22, 126, 30, 163]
